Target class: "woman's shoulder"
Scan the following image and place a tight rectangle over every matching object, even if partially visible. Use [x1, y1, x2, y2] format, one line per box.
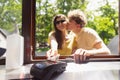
[48, 31, 55, 37]
[68, 31, 76, 36]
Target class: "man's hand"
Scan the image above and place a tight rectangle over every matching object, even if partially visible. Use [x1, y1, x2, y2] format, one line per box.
[73, 48, 90, 63]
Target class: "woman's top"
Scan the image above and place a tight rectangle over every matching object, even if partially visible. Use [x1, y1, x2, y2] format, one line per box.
[48, 31, 77, 55]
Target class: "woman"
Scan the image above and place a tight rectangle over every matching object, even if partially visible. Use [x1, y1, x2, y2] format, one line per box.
[47, 14, 76, 61]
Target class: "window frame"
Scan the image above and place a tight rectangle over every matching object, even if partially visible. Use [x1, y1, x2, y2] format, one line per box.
[22, 0, 120, 64]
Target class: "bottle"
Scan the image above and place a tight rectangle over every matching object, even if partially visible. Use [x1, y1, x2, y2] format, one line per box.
[6, 25, 24, 70]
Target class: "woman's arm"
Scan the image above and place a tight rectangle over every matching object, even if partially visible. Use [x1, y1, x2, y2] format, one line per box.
[50, 35, 58, 51]
[47, 34, 60, 61]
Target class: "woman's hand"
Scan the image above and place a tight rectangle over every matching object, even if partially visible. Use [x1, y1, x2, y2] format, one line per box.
[46, 49, 60, 61]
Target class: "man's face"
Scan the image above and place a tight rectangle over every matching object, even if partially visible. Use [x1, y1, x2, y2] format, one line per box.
[67, 20, 78, 31]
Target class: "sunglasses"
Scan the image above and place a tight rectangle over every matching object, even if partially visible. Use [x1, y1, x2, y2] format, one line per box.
[56, 20, 65, 24]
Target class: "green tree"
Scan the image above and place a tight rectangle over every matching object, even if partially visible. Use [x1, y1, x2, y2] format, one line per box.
[92, 0, 118, 44]
[0, 0, 22, 33]
[0, 0, 118, 51]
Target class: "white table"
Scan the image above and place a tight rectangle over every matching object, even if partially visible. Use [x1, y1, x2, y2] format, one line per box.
[5, 61, 120, 80]
[53, 62, 120, 80]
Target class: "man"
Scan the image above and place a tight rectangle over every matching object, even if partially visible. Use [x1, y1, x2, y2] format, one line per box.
[67, 9, 111, 63]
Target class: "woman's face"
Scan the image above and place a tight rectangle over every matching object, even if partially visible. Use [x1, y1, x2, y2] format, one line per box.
[55, 17, 67, 31]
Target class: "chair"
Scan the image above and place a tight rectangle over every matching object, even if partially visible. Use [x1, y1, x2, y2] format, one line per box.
[107, 35, 119, 55]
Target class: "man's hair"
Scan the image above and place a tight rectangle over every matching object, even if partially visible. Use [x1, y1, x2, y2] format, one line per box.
[68, 9, 87, 28]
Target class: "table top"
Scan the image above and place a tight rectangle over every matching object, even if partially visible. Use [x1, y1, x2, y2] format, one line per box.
[4, 61, 120, 80]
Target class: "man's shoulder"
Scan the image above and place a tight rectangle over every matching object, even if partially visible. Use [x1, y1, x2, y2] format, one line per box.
[83, 27, 95, 31]
[83, 27, 97, 33]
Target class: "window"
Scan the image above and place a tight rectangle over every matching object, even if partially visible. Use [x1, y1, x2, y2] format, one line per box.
[22, 0, 120, 64]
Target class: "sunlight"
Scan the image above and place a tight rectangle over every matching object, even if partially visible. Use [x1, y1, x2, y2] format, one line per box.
[87, 0, 118, 11]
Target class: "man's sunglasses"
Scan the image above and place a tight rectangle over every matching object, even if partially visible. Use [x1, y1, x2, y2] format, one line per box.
[56, 20, 65, 24]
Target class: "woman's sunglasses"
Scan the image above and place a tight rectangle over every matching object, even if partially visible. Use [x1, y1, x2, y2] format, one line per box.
[56, 20, 65, 25]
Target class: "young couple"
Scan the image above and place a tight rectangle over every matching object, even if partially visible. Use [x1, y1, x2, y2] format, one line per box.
[47, 9, 111, 63]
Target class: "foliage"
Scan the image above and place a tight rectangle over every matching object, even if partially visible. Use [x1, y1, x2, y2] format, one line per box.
[0, 0, 22, 33]
[86, 1, 118, 44]
[0, 0, 118, 50]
